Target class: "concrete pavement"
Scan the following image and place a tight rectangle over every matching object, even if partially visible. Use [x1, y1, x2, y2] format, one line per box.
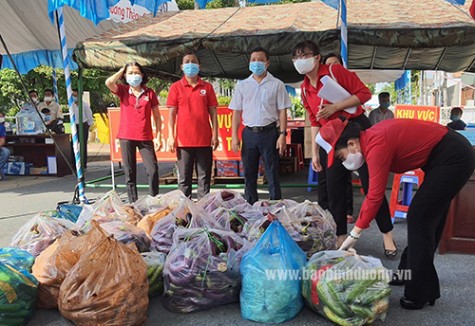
[0, 155, 474, 325]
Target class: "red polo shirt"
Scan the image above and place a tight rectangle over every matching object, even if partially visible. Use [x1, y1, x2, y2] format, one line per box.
[114, 84, 159, 141]
[356, 119, 448, 229]
[301, 64, 371, 127]
[167, 77, 218, 147]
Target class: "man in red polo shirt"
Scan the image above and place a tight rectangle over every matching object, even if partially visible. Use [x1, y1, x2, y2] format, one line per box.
[167, 52, 219, 199]
[317, 118, 474, 310]
[292, 40, 395, 253]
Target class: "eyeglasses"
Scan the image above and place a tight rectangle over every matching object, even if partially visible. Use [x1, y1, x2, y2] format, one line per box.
[292, 52, 315, 60]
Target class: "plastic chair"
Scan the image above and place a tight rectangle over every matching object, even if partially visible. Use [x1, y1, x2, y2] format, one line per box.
[389, 169, 425, 223]
[307, 165, 318, 192]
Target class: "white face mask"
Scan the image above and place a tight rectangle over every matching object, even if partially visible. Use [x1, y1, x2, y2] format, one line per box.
[44, 96, 53, 102]
[293, 57, 316, 75]
[0, 117, 5, 124]
[342, 152, 365, 171]
[31, 97, 39, 104]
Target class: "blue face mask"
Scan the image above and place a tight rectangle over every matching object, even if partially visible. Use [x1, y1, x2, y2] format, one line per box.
[380, 102, 390, 109]
[249, 61, 267, 76]
[72, 96, 78, 103]
[450, 115, 460, 121]
[183, 63, 200, 77]
[126, 74, 143, 87]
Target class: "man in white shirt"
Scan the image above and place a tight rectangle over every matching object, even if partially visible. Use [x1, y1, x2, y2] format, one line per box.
[38, 89, 63, 127]
[72, 90, 94, 169]
[368, 92, 394, 126]
[230, 47, 291, 204]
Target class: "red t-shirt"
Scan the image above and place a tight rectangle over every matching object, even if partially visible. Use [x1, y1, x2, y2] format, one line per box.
[356, 119, 448, 229]
[301, 64, 371, 127]
[166, 77, 218, 147]
[114, 84, 159, 141]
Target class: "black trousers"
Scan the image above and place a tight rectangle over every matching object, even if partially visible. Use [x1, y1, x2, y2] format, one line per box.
[176, 147, 213, 200]
[319, 114, 393, 236]
[120, 139, 159, 203]
[241, 127, 281, 204]
[397, 129, 475, 303]
[318, 168, 354, 215]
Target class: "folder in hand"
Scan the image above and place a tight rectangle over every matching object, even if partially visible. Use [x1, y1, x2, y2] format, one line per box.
[317, 75, 357, 114]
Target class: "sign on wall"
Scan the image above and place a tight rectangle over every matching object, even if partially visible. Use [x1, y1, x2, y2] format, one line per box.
[394, 105, 440, 123]
[107, 107, 244, 163]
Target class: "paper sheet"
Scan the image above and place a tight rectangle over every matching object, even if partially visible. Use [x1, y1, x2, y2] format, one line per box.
[317, 75, 357, 114]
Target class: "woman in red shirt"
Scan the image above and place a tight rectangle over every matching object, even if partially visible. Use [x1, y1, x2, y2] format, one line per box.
[105, 62, 162, 203]
[317, 117, 475, 309]
[292, 40, 395, 256]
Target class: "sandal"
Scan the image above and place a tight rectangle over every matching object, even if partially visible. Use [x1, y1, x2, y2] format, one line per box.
[384, 240, 398, 259]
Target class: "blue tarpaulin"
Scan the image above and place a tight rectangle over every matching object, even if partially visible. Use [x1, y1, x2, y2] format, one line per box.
[48, 0, 169, 25]
[1, 49, 77, 74]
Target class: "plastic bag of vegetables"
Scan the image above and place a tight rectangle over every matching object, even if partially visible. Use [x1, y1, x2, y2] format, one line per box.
[275, 202, 337, 257]
[240, 220, 307, 323]
[137, 206, 173, 235]
[55, 203, 83, 223]
[76, 190, 142, 231]
[211, 203, 264, 237]
[133, 195, 167, 216]
[163, 227, 249, 313]
[302, 251, 391, 326]
[10, 213, 74, 257]
[244, 214, 274, 243]
[0, 247, 35, 272]
[100, 221, 151, 252]
[32, 224, 106, 309]
[252, 199, 298, 215]
[59, 224, 149, 326]
[0, 261, 38, 326]
[150, 197, 219, 254]
[141, 252, 166, 297]
[197, 190, 247, 214]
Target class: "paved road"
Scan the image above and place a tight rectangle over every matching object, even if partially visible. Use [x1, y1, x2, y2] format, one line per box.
[1, 161, 473, 325]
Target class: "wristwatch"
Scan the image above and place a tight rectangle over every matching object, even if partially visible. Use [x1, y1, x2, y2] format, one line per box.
[279, 130, 287, 136]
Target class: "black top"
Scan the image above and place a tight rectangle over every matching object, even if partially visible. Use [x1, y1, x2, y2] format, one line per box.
[447, 120, 467, 131]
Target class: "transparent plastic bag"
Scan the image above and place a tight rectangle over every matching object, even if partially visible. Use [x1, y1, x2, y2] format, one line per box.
[141, 252, 166, 297]
[0, 247, 35, 272]
[240, 220, 307, 323]
[59, 225, 148, 326]
[211, 203, 264, 236]
[76, 190, 142, 232]
[252, 199, 299, 215]
[137, 206, 173, 235]
[0, 262, 38, 326]
[197, 190, 247, 213]
[275, 201, 337, 257]
[100, 221, 151, 252]
[302, 251, 391, 326]
[149, 197, 219, 254]
[163, 227, 249, 313]
[10, 213, 74, 257]
[55, 204, 83, 223]
[243, 214, 274, 243]
[133, 195, 167, 216]
[32, 225, 106, 309]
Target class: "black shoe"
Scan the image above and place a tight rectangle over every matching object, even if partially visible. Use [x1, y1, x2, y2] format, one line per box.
[384, 240, 398, 259]
[389, 273, 405, 286]
[400, 297, 436, 310]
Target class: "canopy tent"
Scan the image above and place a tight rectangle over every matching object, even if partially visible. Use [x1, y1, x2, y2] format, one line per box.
[0, 1, 122, 73]
[73, 0, 475, 84]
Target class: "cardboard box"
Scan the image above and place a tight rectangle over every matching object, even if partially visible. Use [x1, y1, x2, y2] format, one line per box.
[238, 158, 265, 177]
[216, 160, 240, 177]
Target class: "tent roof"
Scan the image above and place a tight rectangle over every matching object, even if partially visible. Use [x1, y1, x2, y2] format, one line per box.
[73, 1, 475, 83]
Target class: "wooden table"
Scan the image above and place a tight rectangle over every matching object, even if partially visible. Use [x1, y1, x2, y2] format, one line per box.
[5, 134, 73, 177]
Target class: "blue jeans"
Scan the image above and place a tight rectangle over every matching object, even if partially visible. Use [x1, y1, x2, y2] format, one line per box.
[241, 127, 281, 204]
[0, 147, 11, 174]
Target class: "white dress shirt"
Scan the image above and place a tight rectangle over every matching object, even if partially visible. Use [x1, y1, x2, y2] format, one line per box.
[72, 102, 94, 126]
[229, 72, 291, 127]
